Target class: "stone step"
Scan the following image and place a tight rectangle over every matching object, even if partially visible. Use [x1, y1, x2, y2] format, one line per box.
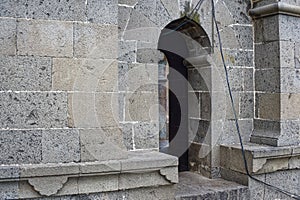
[175, 172, 250, 200]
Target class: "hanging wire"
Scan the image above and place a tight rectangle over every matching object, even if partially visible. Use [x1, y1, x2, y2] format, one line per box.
[211, 0, 300, 199]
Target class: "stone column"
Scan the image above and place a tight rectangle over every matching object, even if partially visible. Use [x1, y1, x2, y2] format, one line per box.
[249, 0, 300, 146]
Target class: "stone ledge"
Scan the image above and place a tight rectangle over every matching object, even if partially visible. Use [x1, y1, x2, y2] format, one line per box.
[220, 143, 300, 176]
[0, 151, 178, 199]
[249, 2, 300, 19]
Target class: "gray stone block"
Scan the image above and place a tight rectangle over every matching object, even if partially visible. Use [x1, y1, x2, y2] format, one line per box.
[118, 5, 132, 39]
[136, 48, 162, 63]
[0, 18, 16, 55]
[239, 92, 254, 119]
[232, 25, 253, 50]
[87, 0, 117, 25]
[0, 92, 68, 129]
[118, 40, 136, 62]
[280, 68, 300, 93]
[15, 0, 85, 21]
[42, 129, 80, 163]
[0, 166, 20, 179]
[120, 122, 134, 151]
[255, 93, 280, 120]
[223, 0, 251, 24]
[255, 69, 280, 92]
[17, 19, 73, 57]
[0, 55, 51, 91]
[74, 23, 117, 59]
[0, 1, 15, 17]
[0, 130, 42, 164]
[78, 175, 119, 194]
[223, 49, 254, 67]
[80, 129, 128, 162]
[0, 182, 18, 200]
[134, 122, 159, 149]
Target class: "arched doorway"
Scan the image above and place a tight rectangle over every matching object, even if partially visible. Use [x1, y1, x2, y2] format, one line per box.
[158, 16, 212, 172]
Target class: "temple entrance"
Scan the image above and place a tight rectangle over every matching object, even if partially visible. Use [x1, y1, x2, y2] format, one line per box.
[158, 17, 212, 172]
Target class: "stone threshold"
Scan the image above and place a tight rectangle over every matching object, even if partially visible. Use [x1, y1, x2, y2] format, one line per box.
[220, 143, 300, 185]
[0, 151, 178, 199]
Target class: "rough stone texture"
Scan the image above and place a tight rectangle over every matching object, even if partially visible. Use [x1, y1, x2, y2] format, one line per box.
[0, 0, 85, 21]
[118, 41, 136, 62]
[87, 0, 118, 25]
[17, 19, 73, 57]
[0, 55, 51, 91]
[28, 176, 69, 196]
[120, 122, 134, 150]
[53, 58, 117, 92]
[134, 122, 159, 149]
[176, 172, 250, 200]
[0, 18, 16, 55]
[80, 129, 128, 162]
[74, 23, 118, 59]
[0, 130, 42, 165]
[118, 5, 132, 39]
[0, 181, 18, 200]
[42, 129, 80, 163]
[0, 92, 68, 129]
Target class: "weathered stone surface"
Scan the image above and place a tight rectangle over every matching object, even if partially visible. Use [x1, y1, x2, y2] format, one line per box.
[118, 5, 132, 39]
[118, 40, 136, 62]
[222, 0, 251, 24]
[0, 55, 51, 91]
[79, 160, 120, 174]
[0, 1, 15, 17]
[134, 122, 159, 149]
[119, 171, 170, 190]
[28, 176, 68, 196]
[87, 0, 117, 24]
[256, 93, 280, 120]
[125, 91, 159, 121]
[0, 166, 20, 179]
[0, 130, 42, 164]
[176, 172, 249, 200]
[0, 92, 68, 129]
[80, 129, 127, 162]
[74, 23, 117, 59]
[17, 19, 73, 57]
[121, 151, 178, 171]
[78, 175, 119, 194]
[0, 181, 18, 200]
[136, 48, 162, 63]
[53, 58, 117, 92]
[0, 18, 16, 55]
[120, 122, 134, 150]
[239, 92, 254, 119]
[42, 129, 80, 163]
[223, 49, 254, 67]
[15, 0, 85, 21]
[160, 0, 180, 19]
[118, 62, 158, 92]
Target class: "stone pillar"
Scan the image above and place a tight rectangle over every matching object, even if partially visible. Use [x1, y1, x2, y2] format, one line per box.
[250, 0, 300, 146]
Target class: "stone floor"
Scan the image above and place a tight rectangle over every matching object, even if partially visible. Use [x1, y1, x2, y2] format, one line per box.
[175, 172, 250, 200]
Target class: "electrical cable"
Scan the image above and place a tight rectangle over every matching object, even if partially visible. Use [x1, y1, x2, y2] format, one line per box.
[211, 0, 300, 199]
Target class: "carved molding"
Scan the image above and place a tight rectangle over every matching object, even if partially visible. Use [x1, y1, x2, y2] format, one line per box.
[28, 176, 68, 196]
[160, 167, 179, 183]
[249, 2, 300, 19]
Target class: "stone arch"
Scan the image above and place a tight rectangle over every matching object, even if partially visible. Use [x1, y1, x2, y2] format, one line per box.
[158, 16, 212, 171]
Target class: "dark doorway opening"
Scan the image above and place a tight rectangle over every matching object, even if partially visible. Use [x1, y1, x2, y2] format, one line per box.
[158, 16, 212, 172]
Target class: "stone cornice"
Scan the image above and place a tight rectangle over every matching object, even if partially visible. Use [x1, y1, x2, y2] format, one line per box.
[249, 2, 300, 19]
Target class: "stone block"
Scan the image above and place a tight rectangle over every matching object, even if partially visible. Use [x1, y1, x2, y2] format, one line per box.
[200, 92, 211, 120]
[232, 25, 253, 50]
[79, 129, 127, 162]
[239, 92, 254, 119]
[0, 166, 20, 179]
[188, 91, 200, 118]
[53, 58, 117, 92]
[87, 0, 117, 24]
[136, 48, 163, 63]
[0, 18, 16, 55]
[125, 91, 159, 121]
[78, 175, 119, 194]
[134, 122, 159, 149]
[0, 92, 68, 129]
[118, 62, 158, 92]
[0, 181, 18, 200]
[0, 55, 51, 91]
[95, 92, 119, 128]
[188, 67, 210, 91]
[155, 0, 173, 28]
[255, 93, 280, 120]
[278, 120, 300, 146]
[118, 40, 136, 62]
[15, 0, 86, 21]
[118, 5, 132, 39]
[74, 23, 117, 59]
[253, 15, 279, 43]
[279, 15, 300, 42]
[118, 0, 138, 6]
[280, 68, 300, 93]
[120, 122, 134, 150]
[0, 1, 15, 17]
[160, 0, 180, 19]
[42, 129, 80, 163]
[255, 69, 280, 92]
[223, 49, 254, 67]
[281, 93, 300, 120]
[121, 151, 178, 171]
[79, 160, 120, 174]
[222, 0, 251, 24]
[17, 19, 73, 57]
[118, 171, 170, 190]
[254, 41, 280, 69]
[0, 130, 42, 164]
